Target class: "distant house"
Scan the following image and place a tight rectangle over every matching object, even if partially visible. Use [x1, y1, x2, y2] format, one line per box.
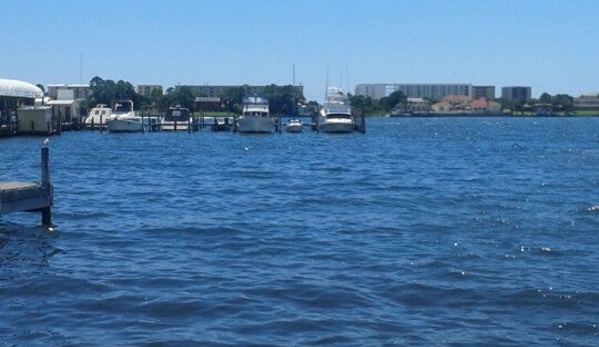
[469, 98, 501, 114]
[195, 97, 221, 112]
[532, 103, 553, 116]
[440, 95, 472, 112]
[431, 101, 453, 113]
[406, 97, 430, 113]
[573, 94, 599, 110]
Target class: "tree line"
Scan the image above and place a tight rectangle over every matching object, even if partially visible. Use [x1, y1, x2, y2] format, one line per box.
[348, 90, 577, 115]
[82, 76, 306, 115]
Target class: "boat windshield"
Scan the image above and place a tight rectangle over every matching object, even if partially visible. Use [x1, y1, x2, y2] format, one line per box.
[114, 102, 133, 113]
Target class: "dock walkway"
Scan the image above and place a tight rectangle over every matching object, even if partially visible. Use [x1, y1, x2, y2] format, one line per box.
[0, 147, 53, 225]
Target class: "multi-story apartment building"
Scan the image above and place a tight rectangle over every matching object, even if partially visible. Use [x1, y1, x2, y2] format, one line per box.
[137, 85, 163, 98]
[472, 86, 496, 100]
[501, 86, 532, 103]
[355, 83, 472, 100]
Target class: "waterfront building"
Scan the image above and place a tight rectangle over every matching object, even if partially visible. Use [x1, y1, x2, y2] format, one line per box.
[355, 83, 472, 100]
[573, 93, 599, 109]
[47, 84, 90, 100]
[472, 86, 496, 100]
[47, 84, 88, 123]
[501, 86, 532, 103]
[469, 98, 501, 114]
[430, 95, 473, 113]
[195, 97, 221, 112]
[137, 85, 163, 98]
[0, 78, 44, 135]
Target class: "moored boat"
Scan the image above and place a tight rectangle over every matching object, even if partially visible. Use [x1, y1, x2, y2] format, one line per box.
[162, 106, 192, 131]
[236, 95, 273, 133]
[84, 104, 112, 130]
[211, 117, 232, 132]
[285, 118, 304, 133]
[105, 100, 147, 133]
[319, 87, 355, 133]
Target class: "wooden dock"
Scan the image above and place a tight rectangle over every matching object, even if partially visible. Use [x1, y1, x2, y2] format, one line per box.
[0, 146, 53, 225]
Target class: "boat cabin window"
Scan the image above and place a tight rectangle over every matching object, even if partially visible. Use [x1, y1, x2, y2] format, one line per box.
[327, 114, 352, 119]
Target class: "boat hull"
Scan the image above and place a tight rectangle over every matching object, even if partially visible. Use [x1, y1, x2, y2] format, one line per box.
[286, 125, 303, 133]
[319, 118, 355, 133]
[237, 116, 273, 133]
[162, 120, 191, 132]
[106, 117, 145, 132]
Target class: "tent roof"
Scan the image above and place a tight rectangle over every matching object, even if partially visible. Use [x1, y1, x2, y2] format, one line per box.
[0, 78, 44, 98]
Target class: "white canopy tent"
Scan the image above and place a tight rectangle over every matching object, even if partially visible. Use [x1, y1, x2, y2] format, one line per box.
[0, 78, 44, 98]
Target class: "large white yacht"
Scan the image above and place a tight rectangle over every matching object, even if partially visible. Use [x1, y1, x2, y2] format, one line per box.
[236, 95, 273, 133]
[319, 87, 355, 133]
[105, 100, 146, 133]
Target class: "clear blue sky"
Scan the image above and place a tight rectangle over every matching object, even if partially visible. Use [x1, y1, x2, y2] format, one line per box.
[2, 0, 598, 101]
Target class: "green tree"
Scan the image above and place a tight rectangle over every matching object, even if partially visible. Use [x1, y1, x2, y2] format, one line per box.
[223, 87, 244, 113]
[261, 84, 305, 115]
[165, 86, 195, 110]
[552, 94, 574, 114]
[381, 90, 407, 112]
[87, 76, 142, 110]
[539, 92, 552, 104]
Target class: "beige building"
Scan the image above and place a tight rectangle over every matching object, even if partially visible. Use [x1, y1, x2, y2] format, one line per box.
[574, 94, 599, 109]
[47, 84, 90, 100]
[355, 83, 472, 100]
[137, 85, 163, 98]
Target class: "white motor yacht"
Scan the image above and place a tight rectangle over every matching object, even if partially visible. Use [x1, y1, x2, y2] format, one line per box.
[236, 95, 273, 133]
[318, 87, 355, 133]
[105, 100, 146, 133]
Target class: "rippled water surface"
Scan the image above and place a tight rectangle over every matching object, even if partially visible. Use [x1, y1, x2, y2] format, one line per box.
[1, 117, 598, 346]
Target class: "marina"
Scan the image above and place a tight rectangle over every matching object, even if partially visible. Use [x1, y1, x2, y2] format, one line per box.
[1, 117, 598, 346]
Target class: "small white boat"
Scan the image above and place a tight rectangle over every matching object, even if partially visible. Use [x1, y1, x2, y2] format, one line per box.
[84, 104, 112, 129]
[105, 100, 146, 133]
[285, 118, 304, 133]
[236, 95, 274, 133]
[162, 106, 192, 131]
[319, 86, 355, 133]
[211, 117, 232, 132]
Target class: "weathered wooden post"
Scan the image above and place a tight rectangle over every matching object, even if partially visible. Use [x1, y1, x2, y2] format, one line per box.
[41, 142, 51, 225]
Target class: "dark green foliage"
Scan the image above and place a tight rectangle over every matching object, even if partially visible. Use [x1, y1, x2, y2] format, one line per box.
[89, 76, 141, 109]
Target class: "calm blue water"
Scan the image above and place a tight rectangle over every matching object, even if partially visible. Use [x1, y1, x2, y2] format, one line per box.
[1, 117, 598, 346]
